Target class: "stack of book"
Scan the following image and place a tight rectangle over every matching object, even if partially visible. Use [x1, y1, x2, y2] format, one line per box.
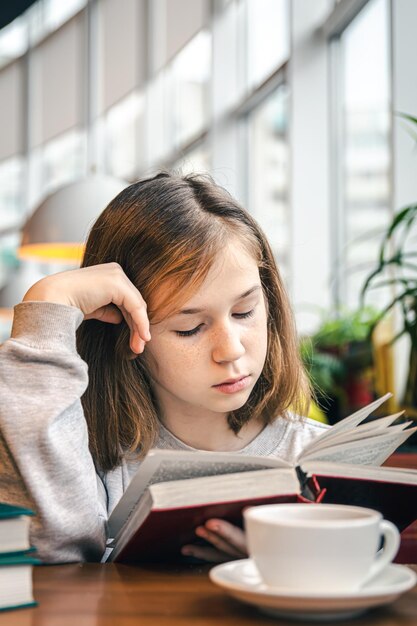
[0, 503, 39, 612]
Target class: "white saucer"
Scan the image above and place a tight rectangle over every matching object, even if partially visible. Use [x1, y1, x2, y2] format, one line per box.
[209, 559, 417, 621]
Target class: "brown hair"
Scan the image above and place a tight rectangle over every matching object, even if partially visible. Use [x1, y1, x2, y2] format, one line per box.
[77, 171, 310, 471]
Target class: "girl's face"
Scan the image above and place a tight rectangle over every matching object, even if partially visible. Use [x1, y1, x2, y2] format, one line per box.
[144, 239, 268, 424]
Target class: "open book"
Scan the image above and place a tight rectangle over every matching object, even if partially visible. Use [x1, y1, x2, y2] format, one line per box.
[105, 394, 417, 563]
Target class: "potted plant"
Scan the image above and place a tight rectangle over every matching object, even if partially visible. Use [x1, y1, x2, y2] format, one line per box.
[300, 307, 380, 423]
[361, 205, 417, 414]
[360, 113, 417, 415]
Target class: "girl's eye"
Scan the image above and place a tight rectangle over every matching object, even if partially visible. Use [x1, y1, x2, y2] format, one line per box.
[175, 324, 203, 337]
[175, 310, 254, 337]
[233, 309, 254, 319]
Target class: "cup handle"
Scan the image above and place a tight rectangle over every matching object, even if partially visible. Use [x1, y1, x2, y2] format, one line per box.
[361, 520, 400, 587]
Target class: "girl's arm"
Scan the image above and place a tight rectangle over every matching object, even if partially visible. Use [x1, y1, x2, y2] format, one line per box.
[0, 264, 150, 563]
[0, 302, 107, 562]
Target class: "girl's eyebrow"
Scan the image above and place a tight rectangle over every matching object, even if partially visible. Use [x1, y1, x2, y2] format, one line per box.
[178, 285, 261, 315]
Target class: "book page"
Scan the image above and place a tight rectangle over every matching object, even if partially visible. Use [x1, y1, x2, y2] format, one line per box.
[108, 449, 291, 536]
[299, 393, 395, 460]
[327, 393, 393, 434]
[301, 427, 417, 466]
[345, 412, 405, 434]
[313, 412, 405, 446]
[150, 468, 299, 508]
[302, 460, 417, 485]
[306, 420, 412, 454]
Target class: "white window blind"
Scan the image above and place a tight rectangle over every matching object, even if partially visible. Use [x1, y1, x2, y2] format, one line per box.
[166, 0, 209, 61]
[152, 0, 210, 72]
[98, 0, 146, 113]
[31, 14, 85, 147]
[0, 60, 24, 161]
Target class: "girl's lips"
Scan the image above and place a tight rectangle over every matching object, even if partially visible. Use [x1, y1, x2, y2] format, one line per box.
[212, 376, 251, 394]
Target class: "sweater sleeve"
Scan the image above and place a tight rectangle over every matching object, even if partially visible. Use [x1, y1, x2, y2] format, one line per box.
[0, 302, 107, 563]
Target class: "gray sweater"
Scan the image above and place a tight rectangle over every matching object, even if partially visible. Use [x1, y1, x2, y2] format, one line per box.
[0, 302, 328, 563]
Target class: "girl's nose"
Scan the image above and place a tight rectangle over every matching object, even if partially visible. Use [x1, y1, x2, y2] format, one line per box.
[211, 325, 245, 363]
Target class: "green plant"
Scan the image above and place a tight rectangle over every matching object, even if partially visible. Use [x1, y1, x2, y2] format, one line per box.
[300, 308, 379, 421]
[312, 308, 380, 348]
[361, 113, 417, 410]
[361, 204, 417, 409]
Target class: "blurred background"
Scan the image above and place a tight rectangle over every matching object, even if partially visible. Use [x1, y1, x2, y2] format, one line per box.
[0, 0, 416, 427]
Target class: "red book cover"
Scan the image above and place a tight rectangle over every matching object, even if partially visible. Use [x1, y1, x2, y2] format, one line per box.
[114, 475, 327, 563]
[115, 494, 299, 563]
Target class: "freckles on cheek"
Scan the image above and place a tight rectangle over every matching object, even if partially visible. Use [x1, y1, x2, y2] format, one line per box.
[172, 342, 203, 369]
[249, 336, 267, 364]
[252, 321, 268, 363]
[155, 353, 198, 390]
[152, 337, 203, 379]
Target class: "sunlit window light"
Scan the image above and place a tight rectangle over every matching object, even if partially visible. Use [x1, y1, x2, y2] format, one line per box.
[0, 16, 28, 67]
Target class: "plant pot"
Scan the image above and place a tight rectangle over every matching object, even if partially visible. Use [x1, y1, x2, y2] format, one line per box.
[344, 340, 374, 371]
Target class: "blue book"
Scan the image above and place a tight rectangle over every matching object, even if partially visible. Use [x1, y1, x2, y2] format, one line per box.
[0, 503, 34, 556]
[0, 504, 34, 518]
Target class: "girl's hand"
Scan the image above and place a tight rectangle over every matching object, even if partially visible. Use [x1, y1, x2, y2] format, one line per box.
[23, 263, 150, 355]
[181, 519, 248, 563]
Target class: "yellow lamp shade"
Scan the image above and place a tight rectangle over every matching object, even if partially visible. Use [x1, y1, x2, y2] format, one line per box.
[18, 175, 127, 261]
[18, 243, 85, 264]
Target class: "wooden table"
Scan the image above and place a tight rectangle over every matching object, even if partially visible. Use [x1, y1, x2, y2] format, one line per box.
[1, 563, 417, 626]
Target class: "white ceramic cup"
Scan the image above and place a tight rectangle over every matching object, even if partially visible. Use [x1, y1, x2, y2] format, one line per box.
[244, 503, 400, 593]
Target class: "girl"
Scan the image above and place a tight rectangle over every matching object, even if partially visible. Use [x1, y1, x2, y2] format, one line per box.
[0, 172, 328, 563]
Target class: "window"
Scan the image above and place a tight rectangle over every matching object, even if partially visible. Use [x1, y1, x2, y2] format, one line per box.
[0, 157, 25, 226]
[0, 231, 21, 326]
[171, 30, 212, 149]
[246, 85, 290, 279]
[29, 130, 86, 208]
[172, 143, 211, 174]
[146, 71, 170, 166]
[28, 0, 86, 47]
[338, 0, 391, 309]
[103, 92, 146, 179]
[246, 0, 289, 91]
[43, 0, 86, 34]
[147, 30, 212, 167]
[0, 16, 27, 68]
[42, 130, 86, 194]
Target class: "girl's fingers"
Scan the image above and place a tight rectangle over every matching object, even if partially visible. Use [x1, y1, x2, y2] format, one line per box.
[24, 264, 151, 341]
[204, 519, 248, 555]
[130, 330, 145, 355]
[84, 304, 123, 324]
[181, 519, 249, 562]
[195, 525, 246, 558]
[118, 289, 151, 344]
[85, 303, 145, 355]
[95, 264, 149, 343]
[54, 263, 152, 350]
[119, 306, 146, 354]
